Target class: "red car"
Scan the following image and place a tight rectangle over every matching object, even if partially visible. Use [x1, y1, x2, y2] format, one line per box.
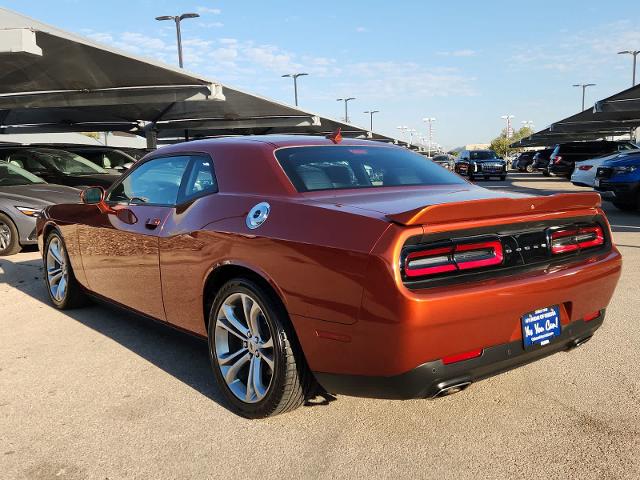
[37, 136, 622, 418]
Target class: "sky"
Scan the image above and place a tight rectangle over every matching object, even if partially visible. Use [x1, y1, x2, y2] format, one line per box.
[4, 0, 640, 149]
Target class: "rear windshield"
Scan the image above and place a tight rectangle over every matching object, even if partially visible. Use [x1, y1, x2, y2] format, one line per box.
[0, 161, 46, 186]
[275, 146, 466, 192]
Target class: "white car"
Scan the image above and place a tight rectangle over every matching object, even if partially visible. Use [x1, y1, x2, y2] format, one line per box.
[571, 150, 639, 187]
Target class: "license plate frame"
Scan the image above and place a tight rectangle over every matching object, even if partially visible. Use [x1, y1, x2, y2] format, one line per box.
[521, 306, 561, 349]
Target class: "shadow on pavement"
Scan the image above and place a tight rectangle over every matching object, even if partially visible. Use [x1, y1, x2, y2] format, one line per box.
[0, 255, 333, 414]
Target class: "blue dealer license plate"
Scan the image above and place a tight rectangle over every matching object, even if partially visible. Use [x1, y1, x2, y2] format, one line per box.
[521, 306, 561, 348]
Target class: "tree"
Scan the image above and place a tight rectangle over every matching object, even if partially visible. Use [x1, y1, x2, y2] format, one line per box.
[490, 126, 534, 158]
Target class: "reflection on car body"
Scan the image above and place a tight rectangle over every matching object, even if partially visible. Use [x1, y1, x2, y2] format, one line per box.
[37, 135, 621, 418]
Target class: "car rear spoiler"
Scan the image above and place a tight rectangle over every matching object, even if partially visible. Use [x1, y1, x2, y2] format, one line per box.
[386, 193, 602, 226]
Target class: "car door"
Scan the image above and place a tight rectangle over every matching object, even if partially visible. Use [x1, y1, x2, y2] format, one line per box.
[77, 155, 191, 320]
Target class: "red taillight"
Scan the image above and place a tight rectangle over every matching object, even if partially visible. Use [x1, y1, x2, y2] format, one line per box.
[584, 311, 601, 322]
[578, 165, 593, 171]
[405, 246, 456, 277]
[442, 348, 483, 365]
[455, 240, 504, 270]
[404, 240, 503, 277]
[550, 225, 604, 254]
[553, 155, 562, 164]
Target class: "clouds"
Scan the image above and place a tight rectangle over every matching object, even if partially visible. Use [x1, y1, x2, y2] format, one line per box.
[437, 49, 477, 57]
[197, 6, 221, 15]
[82, 26, 476, 102]
[509, 21, 640, 76]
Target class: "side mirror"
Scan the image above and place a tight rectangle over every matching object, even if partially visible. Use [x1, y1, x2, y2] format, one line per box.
[81, 186, 105, 204]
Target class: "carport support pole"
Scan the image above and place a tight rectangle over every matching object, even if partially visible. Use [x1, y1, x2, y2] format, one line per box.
[145, 124, 158, 150]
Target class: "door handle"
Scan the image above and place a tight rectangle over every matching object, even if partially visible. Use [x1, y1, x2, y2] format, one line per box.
[145, 218, 162, 230]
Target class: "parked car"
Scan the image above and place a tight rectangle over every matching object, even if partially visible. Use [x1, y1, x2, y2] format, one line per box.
[432, 154, 455, 171]
[38, 136, 621, 418]
[513, 151, 536, 172]
[595, 151, 640, 210]
[571, 149, 639, 188]
[531, 148, 555, 176]
[0, 147, 120, 188]
[60, 146, 137, 172]
[548, 141, 637, 178]
[454, 149, 507, 180]
[0, 161, 79, 256]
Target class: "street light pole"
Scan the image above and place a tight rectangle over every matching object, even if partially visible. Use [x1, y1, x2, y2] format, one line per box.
[397, 126, 409, 143]
[155, 13, 200, 68]
[573, 83, 596, 111]
[336, 97, 356, 123]
[618, 50, 640, 86]
[363, 110, 380, 133]
[500, 115, 515, 138]
[282, 73, 308, 106]
[422, 117, 436, 156]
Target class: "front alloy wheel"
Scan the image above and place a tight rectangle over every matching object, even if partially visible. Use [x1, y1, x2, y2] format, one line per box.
[208, 279, 311, 418]
[0, 213, 21, 256]
[44, 231, 87, 309]
[46, 235, 69, 303]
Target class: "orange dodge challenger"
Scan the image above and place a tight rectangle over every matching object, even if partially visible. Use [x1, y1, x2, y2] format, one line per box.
[37, 136, 622, 418]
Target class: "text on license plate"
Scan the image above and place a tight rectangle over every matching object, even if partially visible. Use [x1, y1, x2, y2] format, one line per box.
[521, 306, 561, 348]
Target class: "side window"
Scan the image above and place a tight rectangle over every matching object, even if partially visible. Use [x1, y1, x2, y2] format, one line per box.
[107, 156, 190, 206]
[180, 155, 218, 202]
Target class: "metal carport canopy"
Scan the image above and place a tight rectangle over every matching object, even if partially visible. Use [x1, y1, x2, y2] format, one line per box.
[512, 89, 640, 148]
[595, 83, 640, 113]
[0, 8, 382, 145]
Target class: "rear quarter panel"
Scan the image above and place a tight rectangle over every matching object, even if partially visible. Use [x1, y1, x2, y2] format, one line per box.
[159, 193, 391, 336]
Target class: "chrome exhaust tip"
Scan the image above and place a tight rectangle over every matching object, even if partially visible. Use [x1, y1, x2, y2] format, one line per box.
[432, 380, 472, 398]
[568, 334, 593, 350]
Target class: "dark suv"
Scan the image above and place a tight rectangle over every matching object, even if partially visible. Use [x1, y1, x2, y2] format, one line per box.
[548, 141, 637, 178]
[513, 151, 536, 172]
[454, 149, 507, 180]
[531, 148, 555, 176]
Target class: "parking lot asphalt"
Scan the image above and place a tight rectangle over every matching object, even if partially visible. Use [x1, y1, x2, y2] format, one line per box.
[1, 172, 639, 480]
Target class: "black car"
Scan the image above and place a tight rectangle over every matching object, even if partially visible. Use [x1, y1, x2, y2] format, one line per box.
[432, 154, 455, 171]
[531, 148, 555, 176]
[454, 149, 507, 180]
[513, 151, 536, 172]
[57, 146, 137, 172]
[0, 147, 120, 188]
[548, 141, 637, 178]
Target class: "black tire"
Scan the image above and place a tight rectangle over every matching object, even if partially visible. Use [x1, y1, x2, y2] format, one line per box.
[207, 278, 311, 418]
[468, 174, 474, 181]
[543, 169, 551, 177]
[526, 164, 534, 173]
[0, 213, 21, 256]
[43, 230, 88, 309]
[612, 197, 640, 211]
[500, 175, 507, 181]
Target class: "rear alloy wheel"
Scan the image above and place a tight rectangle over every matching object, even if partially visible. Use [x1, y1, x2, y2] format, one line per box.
[0, 213, 21, 256]
[526, 164, 534, 173]
[208, 279, 310, 418]
[44, 231, 87, 309]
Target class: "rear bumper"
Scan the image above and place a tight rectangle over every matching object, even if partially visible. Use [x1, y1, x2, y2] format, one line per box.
[315, 313, 605, 399]
[596, 180, 640, 202]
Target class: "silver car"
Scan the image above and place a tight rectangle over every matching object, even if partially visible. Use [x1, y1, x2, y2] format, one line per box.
[0, 161, 80, 256]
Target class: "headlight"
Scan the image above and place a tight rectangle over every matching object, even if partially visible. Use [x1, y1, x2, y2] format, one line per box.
[613, 165, 638, 174]
[15, 206, 41, 217]
[471, 162, 478, 172]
